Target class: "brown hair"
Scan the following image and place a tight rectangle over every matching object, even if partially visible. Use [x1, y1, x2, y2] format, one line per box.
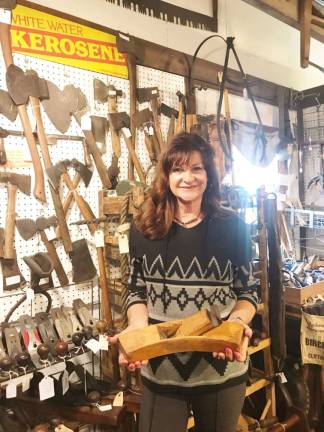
[136, 132, 225, 239]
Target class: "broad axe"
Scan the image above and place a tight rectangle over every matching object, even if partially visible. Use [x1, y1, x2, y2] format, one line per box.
[160, 103, 179, 144]
[137, 87, 165, 152]
[0, 13, 46, 202]
[0, 89, 18, 122]
[109, 112, 146, 183]
[15, 215, 69, 287]
[134, 108, 159, 163]
[0, 172, 31, 260]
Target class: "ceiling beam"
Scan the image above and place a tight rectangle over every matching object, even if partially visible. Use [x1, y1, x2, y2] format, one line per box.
[300, 0, 313, 68]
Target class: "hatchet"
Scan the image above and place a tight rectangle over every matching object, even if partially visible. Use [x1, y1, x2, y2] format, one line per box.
[109, 112, 146, 183]
[134, 108, 157, 163]
[160, 103, 179, 144]
[137, 87, 165, 151]
[0, 18, 46, 201]
[0, 89, 18, 122]
[0, 172, 31, 259]
[91, 115, 109, 154]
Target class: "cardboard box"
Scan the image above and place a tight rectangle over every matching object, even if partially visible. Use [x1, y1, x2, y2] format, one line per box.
[285, 280, 324, 306]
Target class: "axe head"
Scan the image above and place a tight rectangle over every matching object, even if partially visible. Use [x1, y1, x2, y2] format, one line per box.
[16, 219, 37, 240]
[70, 158, 93, 188]
[0, 90, 18, 122]
[137, 87, 159, 103]
[93, 79, 108, 103]
[25, 69, 49, 100]
[0, 127, 9, 139]
[109, 112, 130, 131]
[160, 103, 179, 119]
[0, 172, 31, 195]
[35, 215, 57, 231]
[6, 64, 33, 105]
[0, 0, 17, 9]
[46, 160, 69, 190]
[134, 108, 153, 128]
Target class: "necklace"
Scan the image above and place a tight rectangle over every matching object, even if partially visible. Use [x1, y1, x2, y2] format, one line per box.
[174, 213, 201, 226]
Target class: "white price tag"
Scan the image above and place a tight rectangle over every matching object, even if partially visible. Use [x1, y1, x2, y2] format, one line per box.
[40, 277, 50, 286]
[6, 382, 17, 399]
[98, 403, 112, 412]
[113, 391, 124, 407]
[6, 275, 20, 286]
[118, 234, 129, 254]
[151, 89, 158, 95]
[108, 89, 117, 96]
[277, 372, 287, 384]
[26, 288, 35, 301]
[22, 376, 31, 392]
[39, 376, 55, 401]
[0, 9, 11, 24]
[81, 115, 92, 130]
[122, 127, 132, 138]
[119, 32, 130, 41]
[45, 226, 56, 241]
[148, 126, 154, 136]
[85, 338, 101, 354]
[99, 334, 109, 351]
[94, 229, 105, 248]
[61, 369, 69, 395]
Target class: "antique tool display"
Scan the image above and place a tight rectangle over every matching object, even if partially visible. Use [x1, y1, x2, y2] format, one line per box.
[118, 308, 248, 362]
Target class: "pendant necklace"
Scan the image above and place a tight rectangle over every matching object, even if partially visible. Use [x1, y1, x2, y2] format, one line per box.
[174, 213, 201, 226]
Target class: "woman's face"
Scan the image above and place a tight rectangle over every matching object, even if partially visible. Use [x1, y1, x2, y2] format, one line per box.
[168, 151, 208, 205]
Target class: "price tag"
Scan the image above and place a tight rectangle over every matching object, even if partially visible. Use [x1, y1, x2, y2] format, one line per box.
[85, 338, 101, 354]
[151, 89, 158, 95]
[39, 376, 55, 401]
[0, 9, 11, 24]
[122, 127, 132, 138]
[94, 229, 105, 248]
[108, 89, 117, 97]
[6, 382, 17, 399]
[118, 233, 129, 254]
[26, 288, 35, 301]
[40, 277, 50, 286]
[6, 275, 20, 286]
[119, 32, 130, 41]
[113, 391, 124, 407]
[61, 369, 69, 395]
[148, 125, 154, 136]
[98, 403, 112, 412]
[81, 115, 92, 130]
[45, 226, 56, 241]
[22, 376, 31, 392]
[99, 334, 109, 351]
[277, 372, 287, 384]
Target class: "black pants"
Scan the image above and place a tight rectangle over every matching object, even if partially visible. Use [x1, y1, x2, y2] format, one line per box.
[139, 382, 246, 432]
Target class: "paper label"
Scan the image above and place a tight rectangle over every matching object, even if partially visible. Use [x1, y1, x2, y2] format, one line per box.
[277, 372, 287, 384]
[40, 277, 50, 286]
[61, 369, 69, 395]
[148, 126, 154, 136]
[39, 376, 55, 400]
[99, 334, 109, 351]
[0, 9, 11, 24]
[6, 275, 20, 286]
[94, 229, 105, 248]
[45, 226, 56, 241]
[118, 233, 129, 254]
[81, 115, 92, 130]
[107, 190, 117, 197]
[108, 89, 117, 96]
[117, 223, 131, 233]
[119, 32, 130, 41]
[85, 338, 101, 354]
[6, 382, 17, 399]
[151, 89, 158, 95]
[122, 127, 132, 138]
[113, 391, 124, 407]
[22, 376, 31, 392]
[26, 288, 35, 301]
[98, 403, 112, 411]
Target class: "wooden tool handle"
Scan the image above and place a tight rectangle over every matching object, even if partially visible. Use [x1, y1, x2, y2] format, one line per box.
[55, 173, 81, 239]
[150, 98, 165, 151]
[122, 133, 146, 183]
[167, 115, 176, 144]
[176, 100, 184, 134]
[83, 130, 111, 189]
[0, 22, 13, 67]
[110, 126, 121, 158]
[73, 190, 97, 234]
[144, 132, 156, 162]
[4, 182, 17, 259]
[39, 230, 69, 286]
[0, 137, 7, 165]
[97, 247, 113, 325]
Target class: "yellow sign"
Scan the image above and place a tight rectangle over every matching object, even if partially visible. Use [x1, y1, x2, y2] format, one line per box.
[11, 5, 128, 79]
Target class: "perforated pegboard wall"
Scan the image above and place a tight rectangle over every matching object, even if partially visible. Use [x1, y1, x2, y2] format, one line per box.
[0, 50, 185, 321]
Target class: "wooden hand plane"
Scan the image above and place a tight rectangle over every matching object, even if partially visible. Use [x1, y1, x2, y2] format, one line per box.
[118, 308, 248, 362]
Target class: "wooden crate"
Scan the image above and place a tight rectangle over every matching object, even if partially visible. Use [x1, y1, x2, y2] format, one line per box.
[285, 280, 324, 306]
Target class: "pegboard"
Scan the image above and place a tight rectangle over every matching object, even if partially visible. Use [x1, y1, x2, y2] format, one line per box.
[0, 49, 185, 321]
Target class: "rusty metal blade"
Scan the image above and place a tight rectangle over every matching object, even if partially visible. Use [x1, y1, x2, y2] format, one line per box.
[6, 64, 31, 105]
[0, 89, 18, 122]
[41, 80, 72, 133]
[16, 219, 37, 240]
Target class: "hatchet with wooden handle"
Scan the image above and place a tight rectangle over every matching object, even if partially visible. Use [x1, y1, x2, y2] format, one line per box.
[0, 20, 46, 202]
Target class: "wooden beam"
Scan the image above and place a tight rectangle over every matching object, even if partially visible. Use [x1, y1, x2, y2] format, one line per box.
[241, 0, 324, 43]
[300, 0, 313, 68]
[312, 14, 324, 29]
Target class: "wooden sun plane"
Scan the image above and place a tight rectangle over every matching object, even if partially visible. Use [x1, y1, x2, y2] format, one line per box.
[118, 309, 248, 362]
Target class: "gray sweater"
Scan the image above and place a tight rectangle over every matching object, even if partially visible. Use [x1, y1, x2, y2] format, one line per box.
[126, 213, 259, 394]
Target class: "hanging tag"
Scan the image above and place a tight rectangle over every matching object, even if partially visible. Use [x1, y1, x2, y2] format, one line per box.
[98, 403, 112, 412]
[81, 115, 92, 131]
[45, 226, 56, 241]
[277, 372, 287, 384]
[22, 376, 31, 392]
[122, 127, 132, 138]
[85, 338, 101, 354]
[119, 33, 130, 41]
[6, 382, 17, 399]
[0, 9, 11, 24]
[26, 288, 35, 301]
[108, 89, 117, 97]
[118, 233, 129, 254]
[99, 334, 109, 351]
[151, 89, 158, 95]
[39, 376, 55, 400]
[113, 391, 124, 407]
[61, 369, 69, 395]
[40, 277, 49, 286]
[94, 229, 105, 248]
[6, 275, 20, 286]
[148, 126, 154, 136]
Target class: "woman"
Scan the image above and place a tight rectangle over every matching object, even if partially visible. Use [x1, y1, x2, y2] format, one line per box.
[111, 132, 259, 432]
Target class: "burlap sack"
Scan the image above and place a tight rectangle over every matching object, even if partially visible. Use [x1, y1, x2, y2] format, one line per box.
[300, 310, 324, 366]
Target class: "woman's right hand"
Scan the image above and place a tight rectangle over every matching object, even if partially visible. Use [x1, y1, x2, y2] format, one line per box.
[108, 323, 148, 371]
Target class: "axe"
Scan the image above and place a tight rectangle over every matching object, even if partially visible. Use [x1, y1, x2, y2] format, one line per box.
[0, 89, 18, 122]
[134, 108, 157, 163]
[91, 115, 109, 154]
[109, 112, 146, 183]
[0, 18, 46, 202]
[0, 172, 31, 259]
[160, 103, 179, 144]
[0, 135, 7, 165]
[137, 87, 165, 152]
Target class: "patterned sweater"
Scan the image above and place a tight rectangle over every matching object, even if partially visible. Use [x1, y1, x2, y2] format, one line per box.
[126, 213, 259, 394]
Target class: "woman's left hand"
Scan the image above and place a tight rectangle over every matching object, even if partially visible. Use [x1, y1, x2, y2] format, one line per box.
[212, 319, 252, 362]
